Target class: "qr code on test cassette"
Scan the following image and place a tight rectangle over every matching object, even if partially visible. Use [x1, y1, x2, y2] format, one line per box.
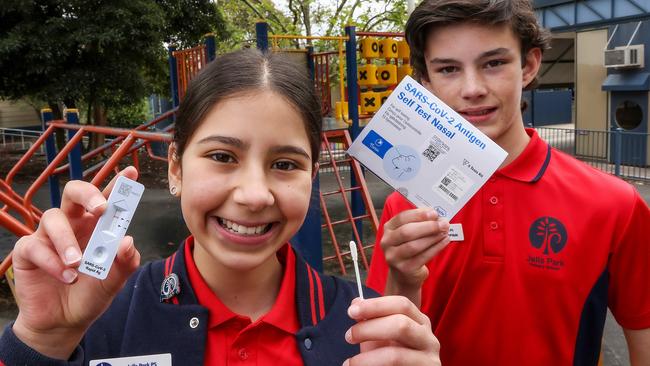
[118, 183, 132, 196]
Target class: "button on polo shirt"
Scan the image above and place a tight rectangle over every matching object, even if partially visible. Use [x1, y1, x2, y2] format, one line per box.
[185, 238, 302, 365]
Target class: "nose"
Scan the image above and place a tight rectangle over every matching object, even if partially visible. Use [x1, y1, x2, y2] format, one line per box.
[460, 70, 487, 100]
[232, 166, 275, 212]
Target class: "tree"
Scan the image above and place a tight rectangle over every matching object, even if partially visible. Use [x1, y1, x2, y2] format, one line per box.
[216, 0, 410, 52]
[0, 0, 228, 143]
[218, 0, 295, 50]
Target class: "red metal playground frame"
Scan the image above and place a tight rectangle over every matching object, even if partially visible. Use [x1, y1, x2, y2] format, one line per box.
[0, 116, 379, 281]
[0, 110, 173, 279]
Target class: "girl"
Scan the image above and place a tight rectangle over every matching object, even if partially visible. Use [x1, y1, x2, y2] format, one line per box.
[1, 49, 440, 365]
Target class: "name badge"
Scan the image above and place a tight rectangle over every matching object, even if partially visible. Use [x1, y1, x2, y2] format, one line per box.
[448, 223, 464, 241]
[90, 353, 172, 366]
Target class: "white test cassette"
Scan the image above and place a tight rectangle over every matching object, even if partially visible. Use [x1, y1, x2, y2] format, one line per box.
[78, 175, 144, 280]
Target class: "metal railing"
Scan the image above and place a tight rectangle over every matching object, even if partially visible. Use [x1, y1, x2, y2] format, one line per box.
[535, 126, 650, 181]
[0, 127, 43, 151]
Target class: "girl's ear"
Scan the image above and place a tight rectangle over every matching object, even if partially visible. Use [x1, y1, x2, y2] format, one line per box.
[311, 162, 320, 180]
[168, 143, 182, 195]
[522, 47, 542, 88]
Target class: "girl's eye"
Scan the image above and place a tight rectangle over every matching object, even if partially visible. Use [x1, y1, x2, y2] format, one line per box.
[210, 152, 235, 163]
[272, 160, 298, 171]
[485, 59, 505, 68]
[438, 66, 459, 75]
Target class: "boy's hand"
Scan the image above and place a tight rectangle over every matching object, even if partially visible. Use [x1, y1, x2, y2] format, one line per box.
[380, 208, 450, 303]
[11, 167, 141, 360]
[343, 296, 441, 366]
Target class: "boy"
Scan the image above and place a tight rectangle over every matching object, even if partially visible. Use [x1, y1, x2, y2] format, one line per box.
[366, 1, 650, 365]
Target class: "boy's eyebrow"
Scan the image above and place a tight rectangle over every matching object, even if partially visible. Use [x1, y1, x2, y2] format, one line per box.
[429, 48, 513, 64]
[478, 47, 512, 59]
[270, 145, 311, 160]
[196, 135, 246, 148]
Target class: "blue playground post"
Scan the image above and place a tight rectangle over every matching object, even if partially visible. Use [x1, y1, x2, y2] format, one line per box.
[345, 26, 360, 140]
[168, 45, 180, 108]
[345, 25, 365, 240]
[306, 46, 315, 79]
[292, 178, 324, 272]
[204, 33, 216, 62]
[291, 45, 323, 271]
[40, 109, 61, 208]
[65, 109, 83, 181]
[256, 22, 269, 52]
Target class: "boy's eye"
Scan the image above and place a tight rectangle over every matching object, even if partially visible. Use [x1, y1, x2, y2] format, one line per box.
[485, 59, 505, 68]
[272, 160, 297, 171]
[210, 152, 235, 163]
[437, 66, 459, 74]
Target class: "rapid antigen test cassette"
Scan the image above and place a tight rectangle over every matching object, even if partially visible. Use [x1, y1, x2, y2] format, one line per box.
[347, 75, 507, 220]
[79, 176, 144, 280]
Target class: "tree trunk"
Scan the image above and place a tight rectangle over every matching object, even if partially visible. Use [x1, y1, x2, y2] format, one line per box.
[90, 102, 107, 151]
[48, 102, 66, 151]
[301, 1, 312, 47]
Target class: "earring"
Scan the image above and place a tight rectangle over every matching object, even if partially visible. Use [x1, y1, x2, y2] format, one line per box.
[170, 186, 178, 196]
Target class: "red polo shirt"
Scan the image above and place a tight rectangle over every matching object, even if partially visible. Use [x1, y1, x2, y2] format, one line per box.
[367, 129, 650, 365]
[184, 238, 303, 365]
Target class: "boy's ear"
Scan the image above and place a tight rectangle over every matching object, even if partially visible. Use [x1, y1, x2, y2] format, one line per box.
[168, 143, 182, 193]
[522, 47, 543, 88]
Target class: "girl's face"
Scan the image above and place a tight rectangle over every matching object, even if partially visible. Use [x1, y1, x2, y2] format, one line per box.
[169, 90, 315, 274]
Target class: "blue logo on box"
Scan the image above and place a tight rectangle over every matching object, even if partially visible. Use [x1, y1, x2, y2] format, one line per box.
[362, 130, 393, 158]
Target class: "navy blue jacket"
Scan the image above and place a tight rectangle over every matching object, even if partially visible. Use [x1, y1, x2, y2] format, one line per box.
[0, 242, 377, 365]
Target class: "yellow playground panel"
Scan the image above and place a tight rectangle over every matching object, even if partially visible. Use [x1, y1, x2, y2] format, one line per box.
[268, 30, 413, 125]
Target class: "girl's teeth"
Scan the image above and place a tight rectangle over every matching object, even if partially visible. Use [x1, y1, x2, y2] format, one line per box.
[220, 218, 268, 236]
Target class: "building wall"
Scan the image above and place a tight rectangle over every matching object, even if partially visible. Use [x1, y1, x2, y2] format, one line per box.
[0, 100, 40, 128]
[576, 28, 608, 157]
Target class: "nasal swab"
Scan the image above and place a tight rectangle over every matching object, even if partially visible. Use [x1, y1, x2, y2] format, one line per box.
[349, 241, 364, 299]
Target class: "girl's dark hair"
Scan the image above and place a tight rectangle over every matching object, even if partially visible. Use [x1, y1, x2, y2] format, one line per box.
[406, 0, 551, 89]
[173, 48, 322, 164]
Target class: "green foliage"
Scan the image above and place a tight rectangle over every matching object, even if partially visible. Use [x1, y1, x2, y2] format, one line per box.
[157, 0, 229, 48]
[0, 0, 228, 126]
[107, 98, 150, 128]
[0, 0, 409, 128]
[218, 0, 294, 50]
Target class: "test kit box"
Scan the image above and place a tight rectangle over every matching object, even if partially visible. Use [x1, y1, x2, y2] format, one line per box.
[347, 76, 507, 220]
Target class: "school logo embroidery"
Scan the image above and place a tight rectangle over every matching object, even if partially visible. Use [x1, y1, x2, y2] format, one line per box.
[527, 216, 567, 270]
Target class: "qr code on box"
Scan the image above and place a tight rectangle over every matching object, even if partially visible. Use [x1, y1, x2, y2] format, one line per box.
[422, 144, 441, 162]
[118, 183, 132, 196]
[438, 177, 458, 202]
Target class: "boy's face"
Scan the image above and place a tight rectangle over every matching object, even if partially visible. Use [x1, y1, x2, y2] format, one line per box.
[421, 22, 541, 149]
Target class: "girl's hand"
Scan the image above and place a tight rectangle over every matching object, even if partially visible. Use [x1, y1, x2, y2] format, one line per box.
[11, 167, 141, 360]
[381, 208, 450, 305]
[344, 296, 441, 366]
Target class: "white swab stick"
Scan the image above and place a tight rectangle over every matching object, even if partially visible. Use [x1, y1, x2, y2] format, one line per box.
[349, 241, 364, 299]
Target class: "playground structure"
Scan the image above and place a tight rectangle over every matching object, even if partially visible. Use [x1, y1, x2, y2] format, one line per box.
[254, 22, 408, 274]
[1, 24, 410, 291]
[5, 0, 650, 289]
[0, 108, 174, 295]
